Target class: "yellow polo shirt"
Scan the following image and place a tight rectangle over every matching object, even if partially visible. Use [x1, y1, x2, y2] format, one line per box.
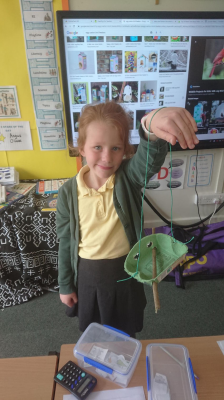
[77, 165, 130, 259]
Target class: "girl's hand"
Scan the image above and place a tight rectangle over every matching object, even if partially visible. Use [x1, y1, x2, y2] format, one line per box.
[60, 292, 78, 307]
[146, 107, 199, 149]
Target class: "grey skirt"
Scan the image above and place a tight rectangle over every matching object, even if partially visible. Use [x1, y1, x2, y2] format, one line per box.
[66, 255, 147, 335]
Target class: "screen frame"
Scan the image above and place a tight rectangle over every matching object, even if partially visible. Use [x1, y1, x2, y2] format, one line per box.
[56, 10, 224, 155]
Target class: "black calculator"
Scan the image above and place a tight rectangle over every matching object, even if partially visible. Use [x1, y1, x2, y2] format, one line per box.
[54, 360, 97, 399]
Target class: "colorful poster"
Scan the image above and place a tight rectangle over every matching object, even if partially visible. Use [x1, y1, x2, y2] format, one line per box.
[0, 87, 21, 118]
[187, 154, 213, 187]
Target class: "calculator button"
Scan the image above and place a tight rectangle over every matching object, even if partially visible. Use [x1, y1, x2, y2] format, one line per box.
[75, 380, 78, 385]
[71, 384, 74, 389]
[81, 372, 85, 378]
[78, 376, 81, 381]
[56, 373, 63, 380]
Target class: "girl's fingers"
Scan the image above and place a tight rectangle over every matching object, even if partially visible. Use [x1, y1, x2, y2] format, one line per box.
[171, 114, 196, 149]
[151, 126, 182, 147]
[157, 119, 191, 149]
[154, 117, 197, 149]
[148, 107, 199, 149]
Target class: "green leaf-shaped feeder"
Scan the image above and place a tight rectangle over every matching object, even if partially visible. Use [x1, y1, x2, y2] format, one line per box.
[124, 234, 188, 285]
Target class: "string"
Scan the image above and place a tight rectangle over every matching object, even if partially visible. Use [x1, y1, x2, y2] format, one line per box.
[169, 143, 174, 240]
[118, 108, 163, 282]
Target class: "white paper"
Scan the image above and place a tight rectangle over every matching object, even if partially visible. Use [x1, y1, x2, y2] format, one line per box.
[25, 29, 54, 41]
[37, 100, 63, 111]
[8, 182, 36, 195]
[36, 119, 62, 128]
[23, 11, 53, 23]
[217, 340, 224, 355]
[89, 345, 108, 362]
[27, 48, 55, 59]
[153, 373, 170, 400]
[0, 121, 33, 151]
[0, 167, 17, 185]
[33, 85, 59, 95]
[63, 386, 146, 400]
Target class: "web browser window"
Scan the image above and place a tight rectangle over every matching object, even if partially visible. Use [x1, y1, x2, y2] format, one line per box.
[58, 15, 224, 151]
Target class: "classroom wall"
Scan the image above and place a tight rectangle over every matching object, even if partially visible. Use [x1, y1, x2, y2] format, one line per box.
[0, 0, 78, 179]
[69, 0, 224, 12]
[67, 0, 224, 226]
[1, 0, 224, 224]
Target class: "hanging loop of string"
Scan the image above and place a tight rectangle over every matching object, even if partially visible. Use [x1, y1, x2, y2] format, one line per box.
[117, 108, 193, 283]
[118, 108, 164, 282]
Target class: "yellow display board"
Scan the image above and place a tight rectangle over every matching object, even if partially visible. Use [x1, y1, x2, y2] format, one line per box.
[0, 0, 79, 179]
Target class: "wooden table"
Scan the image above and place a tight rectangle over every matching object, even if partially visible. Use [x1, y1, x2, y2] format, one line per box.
[54, 335, 224, 399]
[0, 355, 58, 400]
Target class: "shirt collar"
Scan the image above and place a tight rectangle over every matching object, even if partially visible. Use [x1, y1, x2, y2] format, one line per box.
[77, 164, 115, 197]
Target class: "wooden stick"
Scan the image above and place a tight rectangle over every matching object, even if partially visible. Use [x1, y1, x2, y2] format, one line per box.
[152, 228, 160, 313]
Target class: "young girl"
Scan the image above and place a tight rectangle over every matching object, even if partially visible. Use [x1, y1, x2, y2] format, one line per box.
[56, 102, 198, 336]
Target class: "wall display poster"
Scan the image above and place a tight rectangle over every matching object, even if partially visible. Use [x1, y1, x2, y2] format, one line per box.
[0, 121, 33, 151]
[0, 87, 21, 119]
[147, 155, 187, 190]
[187, 154, 213, 187]
[20, 0, 66, 151]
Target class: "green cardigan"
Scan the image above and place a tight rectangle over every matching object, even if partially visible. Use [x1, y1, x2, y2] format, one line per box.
[56, 126, 167, 294]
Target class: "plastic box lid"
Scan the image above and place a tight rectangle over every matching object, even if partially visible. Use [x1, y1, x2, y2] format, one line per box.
[73, 323, 142, 375]
[146, 343, 198, 400]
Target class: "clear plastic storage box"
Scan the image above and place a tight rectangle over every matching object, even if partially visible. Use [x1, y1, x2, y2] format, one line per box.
[146, 343, 198, 400]
[73, 323, 142, 387]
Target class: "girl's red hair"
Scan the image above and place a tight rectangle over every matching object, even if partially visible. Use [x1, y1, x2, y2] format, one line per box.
[77, 101, 134, 158]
